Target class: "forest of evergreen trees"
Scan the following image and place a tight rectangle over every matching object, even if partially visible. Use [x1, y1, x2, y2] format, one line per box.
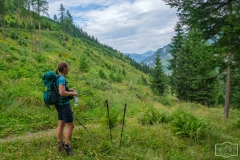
[163, 0, 240, 119]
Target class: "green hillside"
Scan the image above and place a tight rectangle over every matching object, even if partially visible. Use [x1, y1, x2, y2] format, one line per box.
[1, 21, 240, 160]
[0, 25, 152, 135]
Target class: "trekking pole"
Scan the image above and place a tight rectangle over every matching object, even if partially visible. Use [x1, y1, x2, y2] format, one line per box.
[105, 99, 112, 143]
[120, 103, 127, 147]
[72, 113, 94, 138]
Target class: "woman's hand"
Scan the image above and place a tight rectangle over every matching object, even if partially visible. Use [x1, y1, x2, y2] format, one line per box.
[72, 92, 78, 97]
[70, 87, 77, 91]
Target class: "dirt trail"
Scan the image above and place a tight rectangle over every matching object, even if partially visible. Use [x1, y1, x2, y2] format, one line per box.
[0, 124, 98, 143]
[0, 128, 57, 143]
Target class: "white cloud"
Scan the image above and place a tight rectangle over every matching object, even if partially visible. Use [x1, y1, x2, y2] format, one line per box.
[47, 0, 178, 54]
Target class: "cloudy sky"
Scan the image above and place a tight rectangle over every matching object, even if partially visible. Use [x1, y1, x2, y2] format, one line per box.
[47, 0, 178, 54]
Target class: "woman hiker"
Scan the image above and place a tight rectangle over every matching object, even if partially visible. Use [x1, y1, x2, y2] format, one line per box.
[55, 62, 78, 156]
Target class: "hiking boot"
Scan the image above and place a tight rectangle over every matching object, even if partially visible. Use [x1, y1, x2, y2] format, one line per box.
[64, 144, 74, 156]
[57, 141, 65, 152]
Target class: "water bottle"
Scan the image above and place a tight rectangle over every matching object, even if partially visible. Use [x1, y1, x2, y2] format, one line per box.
[73, 90, 78, 106]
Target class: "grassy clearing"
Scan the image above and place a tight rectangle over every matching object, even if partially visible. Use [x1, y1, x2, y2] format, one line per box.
[0, 28, 240, 159]
[1, 102, 240, 159]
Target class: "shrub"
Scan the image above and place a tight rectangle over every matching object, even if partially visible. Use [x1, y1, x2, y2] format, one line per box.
[230, 109, 240, 128]
[109, 72, 123, 83]
[18, 39, 27, 46]
[85, 78, 107, 90]
[44, 43, 49, 48]
[99, 69, 107, 79]
[62, 41, 66, 46]
[101, 107, 119, 129]
[10, 21, 17, 27]
[160, 95, 178, 106]
[10, 32, 18, 40]
[171, 109, 210, 140]
[139, 107, 171, 125]
[79, 55, 90, 73]
[115, 74, 123, 83]
[231, 119, 240, 128]
[34, 54, 45, 63]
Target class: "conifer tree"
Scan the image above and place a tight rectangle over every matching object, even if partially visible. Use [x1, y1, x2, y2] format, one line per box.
[59, 4, 65, 31]
[27, 0, 35, 52]
[150, 52, 166, 96]
[230, 50, 240, 108]
[168, 22, 184, 94]
[35, 0, 48, 52]
[175, 30, 219, 105]
[163, 0, 240, 119]
[13, 0, 26, 38]
[53, 14, 58, 22]
[66, 10, 73, 34]
[0, 0, 7, 39]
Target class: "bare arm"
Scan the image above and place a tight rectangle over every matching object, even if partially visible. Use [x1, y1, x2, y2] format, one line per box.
[68, 87, 77, 91]
[59, 84, 78, 97]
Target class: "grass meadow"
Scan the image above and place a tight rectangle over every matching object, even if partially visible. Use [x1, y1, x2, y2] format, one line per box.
[0, 28, 240, 159]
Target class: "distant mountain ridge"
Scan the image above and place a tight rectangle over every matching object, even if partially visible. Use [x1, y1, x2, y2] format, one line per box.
[124, 44, 172, 74]
[123, 50, 155, 63]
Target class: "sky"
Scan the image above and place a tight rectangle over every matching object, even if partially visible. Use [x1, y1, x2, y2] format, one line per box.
[47, 0, 178, 54]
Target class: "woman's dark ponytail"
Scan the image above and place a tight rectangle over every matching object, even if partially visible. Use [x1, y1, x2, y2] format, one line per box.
[55, 67, 59, 74]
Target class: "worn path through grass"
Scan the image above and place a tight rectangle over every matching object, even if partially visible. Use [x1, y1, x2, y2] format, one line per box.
[0, 124, 99, 143]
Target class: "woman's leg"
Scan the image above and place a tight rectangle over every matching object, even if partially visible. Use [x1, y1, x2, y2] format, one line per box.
[64, 122, 74, 145]
[57, 120, 65, 142]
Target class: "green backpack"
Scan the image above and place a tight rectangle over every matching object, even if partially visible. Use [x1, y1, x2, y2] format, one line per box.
[42, 71, 60, 108]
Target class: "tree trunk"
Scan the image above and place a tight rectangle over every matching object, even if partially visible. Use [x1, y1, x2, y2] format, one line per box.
[28, 2, 34, 52]
[1, 15, 4, 39]
[34, 22, 36, 52]
[3, 14, 6, 39]
[224, 52, 231, 119]
[30, 22, 34, 52]
[38, 11, 41, 52]
[17, 5, 21, 39]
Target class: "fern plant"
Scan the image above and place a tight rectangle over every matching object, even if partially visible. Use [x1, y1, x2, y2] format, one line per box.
[139, 108, 171, 125]
[171, 109, 210, 140]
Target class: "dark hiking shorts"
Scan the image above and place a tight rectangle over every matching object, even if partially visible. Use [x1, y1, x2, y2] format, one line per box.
[55, 103, 74, 123]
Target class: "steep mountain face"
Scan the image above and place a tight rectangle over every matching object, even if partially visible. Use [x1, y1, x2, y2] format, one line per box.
[142, 44, 171, 67]
[125, 44, 172, 73]
[123, 50, 155, 63]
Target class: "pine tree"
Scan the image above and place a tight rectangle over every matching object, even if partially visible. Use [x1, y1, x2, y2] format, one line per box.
[163, 0, 240, 118]
[53, 14, 58, 22]
[59, 4, 65, 31]
[13, 0, 27, 39]
[27, 0, 35, 52]
[0, 0, 7, 39]
[66, 10, 73, 34]
[230, 49, 240, 108]
[35, 0, 48, 52]
[168, 22, 184, 94]
[150, 52, 166, 96]
[175, 30, 219, 105]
